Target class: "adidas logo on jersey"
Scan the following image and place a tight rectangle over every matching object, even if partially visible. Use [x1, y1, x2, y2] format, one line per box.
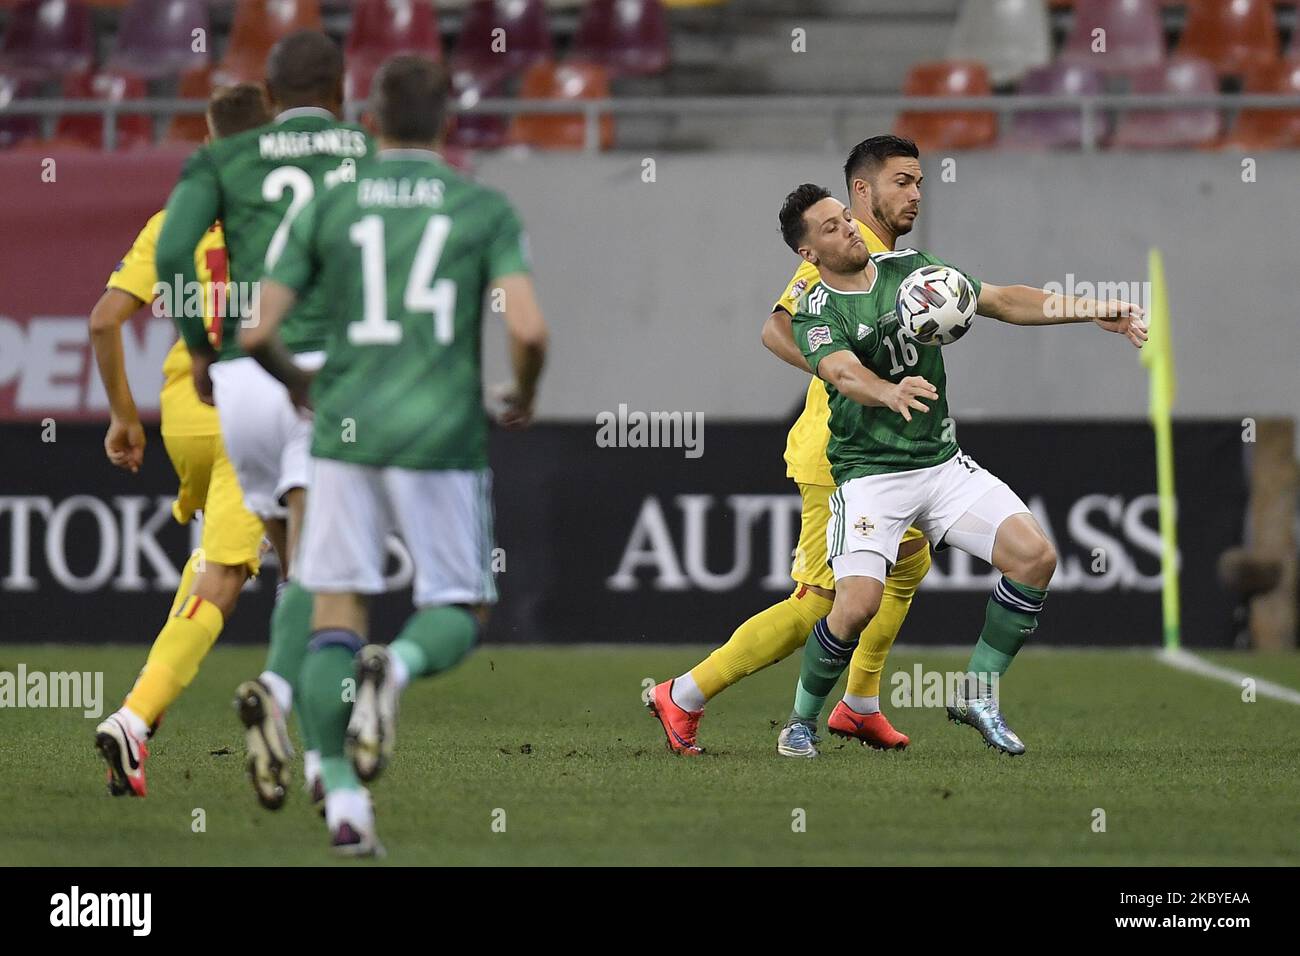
[856, 323, 873, 341]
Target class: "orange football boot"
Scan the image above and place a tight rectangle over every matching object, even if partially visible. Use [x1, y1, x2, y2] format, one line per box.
[827, 700, 910, 750]
[647, 680, 703, 755]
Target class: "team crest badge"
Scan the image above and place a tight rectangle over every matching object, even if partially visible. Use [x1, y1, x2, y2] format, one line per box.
[853, 516, 875, 537]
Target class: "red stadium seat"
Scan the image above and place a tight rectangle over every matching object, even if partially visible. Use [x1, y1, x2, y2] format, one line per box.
[1223, 59, 1300, 150]
[215, 0, 324, 86]
[0, 74, 41, 148]
[52, 70, 153, 149]
[345, 0, 442, 104]
[451, 0, 553, 86]
[107, 0, 211, 81]
[1059, 0, 1165, 75]
[571, 0, 670, 78]
[0, 0, 94, 82]
[445, 66, 511, 149]
[893, 61, 997, 150]
[162, 66, 212, 143]
[1177, 0, 1280, 78]
[508, 59, 613, 150]
[1110, 57, 1222, 148]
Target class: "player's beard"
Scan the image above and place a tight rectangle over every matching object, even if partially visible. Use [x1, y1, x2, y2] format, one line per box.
[829, 242, 872, 274]
[875, 196, 915, 238]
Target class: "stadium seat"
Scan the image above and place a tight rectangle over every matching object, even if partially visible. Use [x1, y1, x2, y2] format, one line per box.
[1110, 57, 1222, 148]
[215, 0, 324, 86]
[571, 0, 670, 78]
[345, 0, 442, 104]
[52, 71, 153, 149]
[893, 60, 998, 150]
[1005, 62, 1106, 148]
[1223, 59, 1300, 150]
[1058, 0, 1164, 74]
[445, 66, 511, 149]
[0, 0, 94, 82]
[1177, 0, 1280, 78]
[0, 74, 41, 148]
[508, 59, 613, 150]
[106, 0, 210, 80]
[451, 0, 553, 86]
[162, 66, 212, 143]
[945, 0, 1051, 87]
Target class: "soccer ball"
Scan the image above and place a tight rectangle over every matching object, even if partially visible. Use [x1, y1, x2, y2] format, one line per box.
[895, 265, 976, 345]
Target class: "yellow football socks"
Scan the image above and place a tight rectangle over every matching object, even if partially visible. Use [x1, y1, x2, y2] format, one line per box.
[845, 544, 932, 699]
[690, 585, 834, 701]
[125, 594, 225, 726]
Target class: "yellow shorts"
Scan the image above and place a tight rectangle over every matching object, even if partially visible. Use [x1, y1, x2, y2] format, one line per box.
[793, 482, 925, 590]
[162, 429, 264, 575]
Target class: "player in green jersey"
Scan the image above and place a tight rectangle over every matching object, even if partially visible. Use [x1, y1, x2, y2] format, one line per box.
[775, 184, 1147, 757]
[240, 54, 548, 855]
[156, 31, 375, 812]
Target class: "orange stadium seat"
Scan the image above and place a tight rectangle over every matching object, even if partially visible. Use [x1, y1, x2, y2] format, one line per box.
[1223, 59, 1300, 149]
[215, 0, 324, 86]
[162, 66, 213, 143]
[893, 60, 997, 150]
[345, 0, 442, 104]
[1176, 0, 1280, 78]
[52, 71, 153, 149]
[508, 60, 614, 150]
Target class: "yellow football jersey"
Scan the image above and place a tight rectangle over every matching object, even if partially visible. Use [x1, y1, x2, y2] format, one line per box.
[106, 211, 227, 437]
[773, 219, 891, 487]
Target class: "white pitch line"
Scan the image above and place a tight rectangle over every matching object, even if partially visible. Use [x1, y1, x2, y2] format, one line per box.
[1156, 648, 1300, 706]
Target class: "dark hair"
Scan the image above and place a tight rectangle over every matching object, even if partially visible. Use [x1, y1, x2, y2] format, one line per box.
[372, 54, 451, 143]
[207, 83, 271, 138]
[265, 30, 343, 107]
[843, 134, 919, 192]
[778, 183, 833, 253]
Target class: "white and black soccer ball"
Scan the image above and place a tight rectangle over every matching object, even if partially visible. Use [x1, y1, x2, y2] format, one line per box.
[895, 265, 976, 345]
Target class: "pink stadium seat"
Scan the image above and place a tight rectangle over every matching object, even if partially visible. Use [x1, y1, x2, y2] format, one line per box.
[893, 60, 998, 150]
[215, 0, 324, 85]
[52, 70, 153, 149]
[0, 0, 94, 82]
[106, 0, 210, 80]
[1223, 59, 1300, 150]
[571, 0, 670, 78]
[509, 59, 614, 149]
[445, 66, 511, 149]
[0, 74, 41, 148]
[1177, 0, 1280, 78]
[451, 0, 553, 86]
[345, 0, 442, 103]
[1110, 57, 1222, 149]
[1059, 0, 1165, 74]
[1005, 62, 1107, 148]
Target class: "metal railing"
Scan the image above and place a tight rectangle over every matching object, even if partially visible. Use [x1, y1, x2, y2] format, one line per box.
[4, 92, 1300, 152]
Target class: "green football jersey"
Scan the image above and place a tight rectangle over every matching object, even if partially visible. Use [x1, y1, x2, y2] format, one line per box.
[792, 249, 982, 483]
[156, 108, 373, 359]
[267, 148, 531, 471]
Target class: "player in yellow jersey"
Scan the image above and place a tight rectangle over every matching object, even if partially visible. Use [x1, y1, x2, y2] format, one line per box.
[90, 85, 273, 797]
[649, 136, 931, 756]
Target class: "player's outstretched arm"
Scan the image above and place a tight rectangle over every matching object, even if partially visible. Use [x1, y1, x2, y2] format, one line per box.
[88, 288, 148, 473]
[761, 309, 814, 373]
[494, 273, 548, 429]
[816, 351, 937, 423]
[240, 279, 311, 409]
[977, 283, 1148, 348]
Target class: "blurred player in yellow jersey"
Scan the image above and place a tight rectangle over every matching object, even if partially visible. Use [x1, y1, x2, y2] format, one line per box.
[89, 85, 272, 796]
[649, 136, 931, 755]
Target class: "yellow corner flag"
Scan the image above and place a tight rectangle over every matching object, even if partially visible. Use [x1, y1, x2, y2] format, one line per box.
[1143, 249, 1180, 649]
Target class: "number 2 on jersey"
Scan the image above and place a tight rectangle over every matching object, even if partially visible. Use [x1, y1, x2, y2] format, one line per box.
[347, 214, 457, 346]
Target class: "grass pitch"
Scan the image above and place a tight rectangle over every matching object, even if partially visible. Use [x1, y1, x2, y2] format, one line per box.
[1, 644, 1297, 866]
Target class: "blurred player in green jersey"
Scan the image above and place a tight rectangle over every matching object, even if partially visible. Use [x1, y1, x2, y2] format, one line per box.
[777, 185, 1147, 757]
[241, 55, 548, 855]
[156, 31, 374, 811]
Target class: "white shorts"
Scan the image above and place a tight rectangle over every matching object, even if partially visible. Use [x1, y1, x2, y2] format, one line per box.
[210, 353, 324, 520]
[827, 451, 1031, 583]
[297, 457, 498, 607]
